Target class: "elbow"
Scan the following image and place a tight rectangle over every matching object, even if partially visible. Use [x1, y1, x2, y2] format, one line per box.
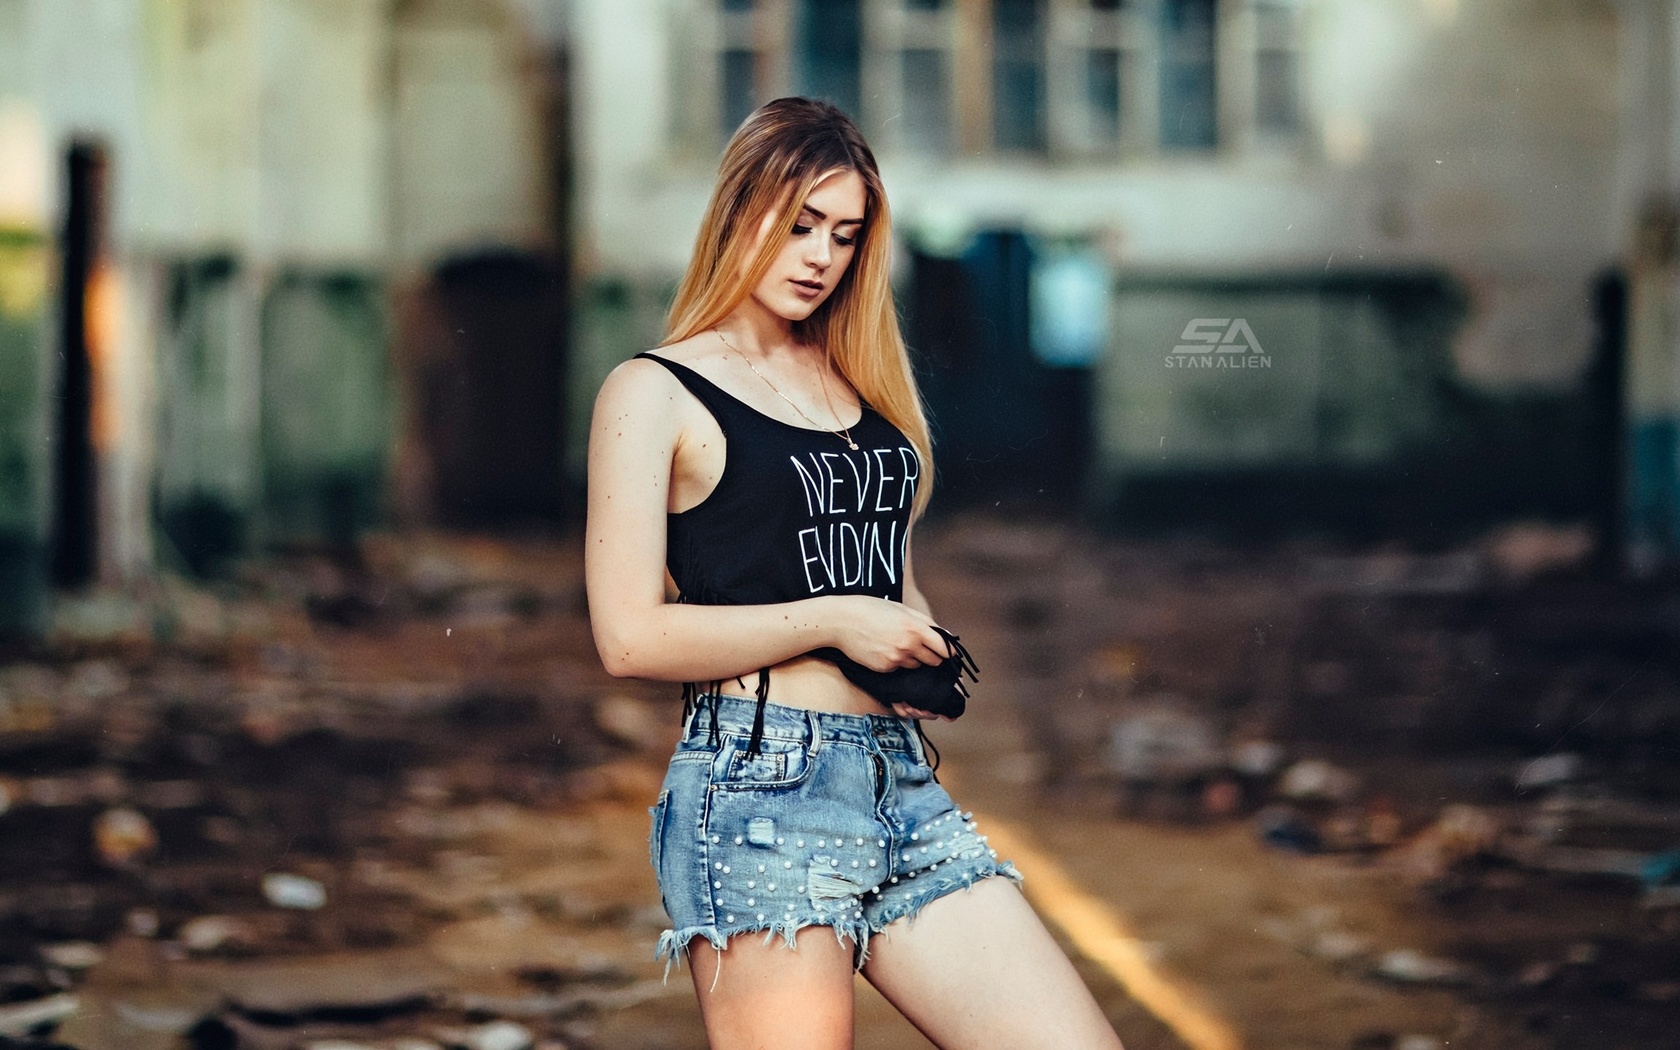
[596, 641, 642, 679]
[593, 625, 650, 679]
[600, 652, 643, 679]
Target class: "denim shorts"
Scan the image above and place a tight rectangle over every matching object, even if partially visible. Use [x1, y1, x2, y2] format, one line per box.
[648, 694, 1022, 971]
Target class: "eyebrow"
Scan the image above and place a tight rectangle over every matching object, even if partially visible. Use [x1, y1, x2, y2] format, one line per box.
[801, 204, 864, 227]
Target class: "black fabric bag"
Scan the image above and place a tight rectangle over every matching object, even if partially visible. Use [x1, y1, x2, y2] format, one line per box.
[811, 626, 980, 718]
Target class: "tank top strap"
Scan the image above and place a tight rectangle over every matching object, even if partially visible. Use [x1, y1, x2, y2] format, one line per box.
[634, 352, 754, 434]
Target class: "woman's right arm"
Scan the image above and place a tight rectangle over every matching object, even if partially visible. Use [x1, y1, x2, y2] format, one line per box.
[584, 359, 949, 683]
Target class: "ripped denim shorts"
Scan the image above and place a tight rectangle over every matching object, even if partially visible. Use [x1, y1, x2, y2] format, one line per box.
[649, 693, 1022, 972]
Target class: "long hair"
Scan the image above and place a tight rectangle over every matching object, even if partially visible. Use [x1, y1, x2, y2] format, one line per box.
[661, 97, 934, 517]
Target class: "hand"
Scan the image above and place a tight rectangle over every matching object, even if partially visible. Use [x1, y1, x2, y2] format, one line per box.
[891, 702, 952, 722]
[824, 595, 950, 673]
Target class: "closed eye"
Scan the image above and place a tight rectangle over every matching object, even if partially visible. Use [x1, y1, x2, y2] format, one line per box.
[792, 223, 858, 247]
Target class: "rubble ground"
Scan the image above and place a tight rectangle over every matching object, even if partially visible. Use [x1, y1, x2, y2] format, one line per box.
[0, 519, 1676, 1050]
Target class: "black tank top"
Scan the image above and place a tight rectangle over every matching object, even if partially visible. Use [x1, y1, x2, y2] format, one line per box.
[636, 352, 920, 605]
[634, 352, 923, 749]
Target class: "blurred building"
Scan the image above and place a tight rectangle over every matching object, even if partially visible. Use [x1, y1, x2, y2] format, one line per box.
[0, 0, 569, 633]
[3, 0, 1678, 637]
[567, 0, 1668, 564]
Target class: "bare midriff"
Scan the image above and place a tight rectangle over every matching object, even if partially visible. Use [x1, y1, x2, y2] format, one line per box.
[710, 654, 887, 715]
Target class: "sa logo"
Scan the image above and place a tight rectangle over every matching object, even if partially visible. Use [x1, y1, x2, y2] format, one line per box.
[1172, 318, 1266, 354]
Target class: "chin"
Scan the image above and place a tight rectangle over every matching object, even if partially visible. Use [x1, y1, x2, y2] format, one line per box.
[761, 294, 825, 323]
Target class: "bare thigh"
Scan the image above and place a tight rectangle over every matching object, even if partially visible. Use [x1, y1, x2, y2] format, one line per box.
[688, 927, 858, 1050]
[861, 876, 1127, 1050]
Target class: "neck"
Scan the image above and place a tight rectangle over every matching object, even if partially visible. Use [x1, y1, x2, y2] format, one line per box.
[718, 299, 812, 364]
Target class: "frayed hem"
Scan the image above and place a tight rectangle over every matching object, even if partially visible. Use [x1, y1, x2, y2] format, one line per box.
[655, 917, 878, 977]
[869, 861, 1026, 933]
[655, 925, 723, 982]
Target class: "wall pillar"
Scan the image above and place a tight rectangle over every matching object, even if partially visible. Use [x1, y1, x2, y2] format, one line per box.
[1618, 0, 1680, 576]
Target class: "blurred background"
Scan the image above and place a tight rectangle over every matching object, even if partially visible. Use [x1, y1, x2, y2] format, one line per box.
[1, 1, 1679, 1049]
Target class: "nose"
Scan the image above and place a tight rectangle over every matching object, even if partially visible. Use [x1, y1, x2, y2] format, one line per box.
[805, 233, 831, 270]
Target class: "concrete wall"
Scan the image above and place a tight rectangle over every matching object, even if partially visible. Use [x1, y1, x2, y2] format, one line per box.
[393, 0, 555, 269]
[0, 230, 49, 631]
[152, 259, 261, 575]
[0, 0, 558, 607]
[568, 0, 1619, 363]
[1098, 278, 1452, 472]
[0, 0, 51, 631]
[260, 272, 391, 543]
[1615, 0, 1680, 573]
[566, 0, 1633, 541]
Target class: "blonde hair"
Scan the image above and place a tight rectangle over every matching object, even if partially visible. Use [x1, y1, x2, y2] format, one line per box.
[661, 97, 934, 517]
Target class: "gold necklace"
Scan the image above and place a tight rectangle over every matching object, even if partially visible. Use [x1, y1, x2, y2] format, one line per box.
[714, 329, 858, 450]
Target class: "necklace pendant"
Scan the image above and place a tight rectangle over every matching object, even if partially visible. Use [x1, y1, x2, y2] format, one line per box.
[847, 440, 859, 450]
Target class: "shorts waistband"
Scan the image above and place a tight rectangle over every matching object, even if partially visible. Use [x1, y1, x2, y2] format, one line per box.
[683, 693, 922, 757]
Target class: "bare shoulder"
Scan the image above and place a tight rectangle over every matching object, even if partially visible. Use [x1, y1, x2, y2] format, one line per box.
[643, 331, 730, 371]
[596, 353, 681, 410]
[594, 345, 718, 439]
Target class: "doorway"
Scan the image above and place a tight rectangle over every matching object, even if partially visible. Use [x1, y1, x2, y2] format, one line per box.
[50, 140, 106, 588]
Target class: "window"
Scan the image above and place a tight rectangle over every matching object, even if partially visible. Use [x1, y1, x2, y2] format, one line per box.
[721, 48, 759, 136]
[863, 0, 959, 155]
[715, 0, 769, 138]
[1085, 49, 1122, 148]
[798, 0, 863, 121]
[690, 0, 962, 155]
[684, 0, 1305, 159]
[902, 47, 953, 153]
[1047, 1, 1153, 157]
[1158, 0, 1217, 150]
[992, 0, 1046, 152]
[1254, 0, 1303, 138]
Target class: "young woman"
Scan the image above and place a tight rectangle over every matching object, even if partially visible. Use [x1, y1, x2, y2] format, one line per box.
[585, 96, 1125, 1050]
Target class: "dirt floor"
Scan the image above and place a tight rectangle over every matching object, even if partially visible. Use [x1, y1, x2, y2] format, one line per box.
[1, 517, 1677, 1050]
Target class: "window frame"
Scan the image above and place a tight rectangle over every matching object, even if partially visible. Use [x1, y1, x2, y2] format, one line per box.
[675, 0, 1309, 162]
[1046, 0, 1160, 159]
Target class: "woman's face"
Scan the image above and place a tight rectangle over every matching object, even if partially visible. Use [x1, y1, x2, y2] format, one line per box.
[745, 168, 867, 323]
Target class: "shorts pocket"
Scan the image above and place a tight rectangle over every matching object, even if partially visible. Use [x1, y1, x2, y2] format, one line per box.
[714, 735, 813, 790]
[647, 789, 672, 874]
[886, 748, 934, 788]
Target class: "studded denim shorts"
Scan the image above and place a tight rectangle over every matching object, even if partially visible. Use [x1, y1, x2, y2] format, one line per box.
[648, 693, 1022, 971]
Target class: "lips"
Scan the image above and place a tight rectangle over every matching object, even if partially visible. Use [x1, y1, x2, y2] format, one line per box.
[792, 279, 824, 293]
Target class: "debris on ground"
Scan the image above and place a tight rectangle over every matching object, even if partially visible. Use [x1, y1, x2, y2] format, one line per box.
[5, 522, 1680, 1049]
[262, 874, 328, 911]
[1370, 948, 1479, 987]
[928, 515, 1680, 1048]
[1, 537, 672, 1050]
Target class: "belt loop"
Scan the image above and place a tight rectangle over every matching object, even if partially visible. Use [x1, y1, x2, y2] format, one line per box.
[806, 709, 823, 755]
[904, 717, 926, 766]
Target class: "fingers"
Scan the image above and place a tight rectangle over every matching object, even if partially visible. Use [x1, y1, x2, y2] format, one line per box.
[892, 703, 951, 722]
[908, 619, 951, 666]
[892, 637, 944, 668]
[879, 602, 948, 668]
[839, 596, 951, 670]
